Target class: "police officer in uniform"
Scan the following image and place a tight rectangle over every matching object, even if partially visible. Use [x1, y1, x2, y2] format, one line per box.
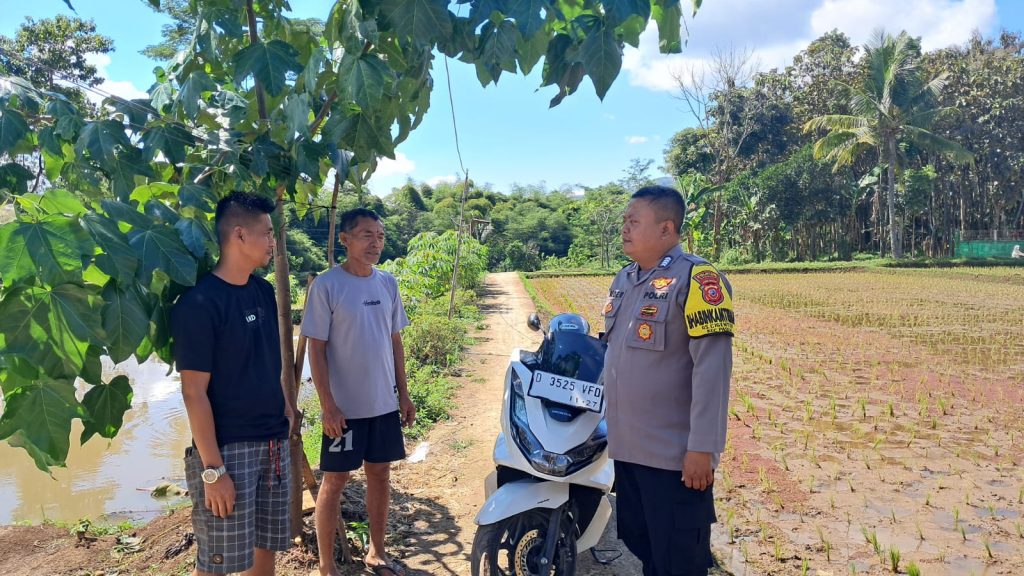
[603, 185, 734, 576]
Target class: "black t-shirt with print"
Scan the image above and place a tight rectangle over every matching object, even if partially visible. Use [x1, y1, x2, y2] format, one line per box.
[171, 273, 287, 445]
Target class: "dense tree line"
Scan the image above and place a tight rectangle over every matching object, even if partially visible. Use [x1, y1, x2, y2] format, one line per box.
[665, 29, 1023, 262]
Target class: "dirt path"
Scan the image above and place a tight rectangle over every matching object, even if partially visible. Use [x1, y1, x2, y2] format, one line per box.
[388, 272, 645, 575]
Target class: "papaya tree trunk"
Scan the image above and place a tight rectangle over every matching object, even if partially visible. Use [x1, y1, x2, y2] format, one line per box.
[326, 171, 341, 267]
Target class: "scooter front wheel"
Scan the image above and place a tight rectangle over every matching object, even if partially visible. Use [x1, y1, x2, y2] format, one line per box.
[471, 508, 578, 576]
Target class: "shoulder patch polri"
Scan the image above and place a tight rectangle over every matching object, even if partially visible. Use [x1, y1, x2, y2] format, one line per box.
[683, 264, 735, 338]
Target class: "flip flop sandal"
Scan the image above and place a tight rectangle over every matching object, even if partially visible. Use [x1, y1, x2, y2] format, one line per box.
[364, 560, 405, 576]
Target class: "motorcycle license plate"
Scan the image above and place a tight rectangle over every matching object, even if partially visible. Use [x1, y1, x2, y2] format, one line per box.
[528, 370, 603, 412]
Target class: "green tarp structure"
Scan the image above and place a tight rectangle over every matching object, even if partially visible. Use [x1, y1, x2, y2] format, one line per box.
[954, 231, 1024, 258]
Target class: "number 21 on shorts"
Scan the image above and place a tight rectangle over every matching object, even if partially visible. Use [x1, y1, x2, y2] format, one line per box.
[329, 430, 354, 452]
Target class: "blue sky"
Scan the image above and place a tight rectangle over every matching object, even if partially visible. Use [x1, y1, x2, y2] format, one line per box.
[2, 0, 1021, 195]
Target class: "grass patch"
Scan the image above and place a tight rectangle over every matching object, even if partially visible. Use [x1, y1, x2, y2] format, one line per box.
[518, 272, 555, 318]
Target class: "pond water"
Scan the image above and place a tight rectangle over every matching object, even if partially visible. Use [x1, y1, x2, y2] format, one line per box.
[0, 350, 312, 526]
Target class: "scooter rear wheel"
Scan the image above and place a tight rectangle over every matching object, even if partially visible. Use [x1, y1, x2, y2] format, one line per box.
[470, 508, 578, 576]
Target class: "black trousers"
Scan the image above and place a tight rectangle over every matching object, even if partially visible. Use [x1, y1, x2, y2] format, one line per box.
[614, 460, 717, 576]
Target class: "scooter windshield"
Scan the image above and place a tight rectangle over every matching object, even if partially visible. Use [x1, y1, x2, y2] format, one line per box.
[538, 331, 607, 383]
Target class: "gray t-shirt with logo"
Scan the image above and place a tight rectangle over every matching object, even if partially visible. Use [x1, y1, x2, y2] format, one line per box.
[300, 266, 410, 419]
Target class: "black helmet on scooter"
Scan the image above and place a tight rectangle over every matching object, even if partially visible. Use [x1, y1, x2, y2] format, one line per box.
[548, 312, 590, 335]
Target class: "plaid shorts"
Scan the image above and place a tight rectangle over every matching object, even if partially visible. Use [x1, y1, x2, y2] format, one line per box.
[184, 440, 291, 574]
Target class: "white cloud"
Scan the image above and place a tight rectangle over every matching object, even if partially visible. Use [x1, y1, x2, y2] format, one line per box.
[626, 136, 649, 145]
[81, 54, 149, 104]
[621, 0, 997, 92]
[426, 174, 460, 187]
[374, 151, 416, 178]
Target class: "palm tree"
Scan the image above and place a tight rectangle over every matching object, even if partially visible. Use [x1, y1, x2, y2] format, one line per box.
[804, 29, 972, 258]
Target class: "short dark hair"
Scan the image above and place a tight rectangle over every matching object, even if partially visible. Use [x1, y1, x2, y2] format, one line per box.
[632, 185, 686, 234]
[215, 191, 276, 245]
[339, 208, 381, 234]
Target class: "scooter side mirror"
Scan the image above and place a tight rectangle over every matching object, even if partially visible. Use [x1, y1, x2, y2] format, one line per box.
[527, 313, 542, 332]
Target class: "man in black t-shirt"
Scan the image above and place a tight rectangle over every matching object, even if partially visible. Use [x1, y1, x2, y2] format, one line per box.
[171, 191, 297, 576]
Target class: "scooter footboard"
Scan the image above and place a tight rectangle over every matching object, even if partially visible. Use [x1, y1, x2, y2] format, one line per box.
[474, 480, 569, 526]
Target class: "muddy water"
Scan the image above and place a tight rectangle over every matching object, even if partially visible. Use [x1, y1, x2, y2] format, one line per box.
[0, 357, 191, 525]
[0, 351, 312, 526]
[0, 340, 315, 524]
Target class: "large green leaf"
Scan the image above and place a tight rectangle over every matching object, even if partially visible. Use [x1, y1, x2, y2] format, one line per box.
[338, 54, 395, 110]
[149, 82, 175, 115]
[232, 39, 304, 97]
[80, 212, 138, 284]
[0, 107, 30, 156]
[580, 25, 621, 100]
[652, 0, 682, 54]
[279, 93, 312, 142]
[76, 120, 133, 170]
[380, 0, 452, 44]
[505, 0, 550, 38]
[176, 70, 216, 119]
[39, 189, 87, 217]
[0, 284, 103, 379]
[140, 122, 196, 165]
[516, 26, 549, 75]
[100, 199, 156, 230]
[174, 216, 214, 258]
[0, 162, 34, 194]
[0, 217, 94, 287]
[478, 20, 520, 82]
[106, 150, 156, 202]
[80, 375, 134, 444]
[131, 182, 178, 205]
[128, 226, 197, 286]
[101, 282, 150, 364]
[178, 183, 217, 211]
[333, 112, 395, 160]
[0, 378, 86, 471]
[48, 99, 84, 141]
[600, 0, 650, 28]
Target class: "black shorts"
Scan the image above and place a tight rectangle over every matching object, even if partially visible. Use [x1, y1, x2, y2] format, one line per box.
[614, 460, 717, 576]
[320, 410, 406, 472]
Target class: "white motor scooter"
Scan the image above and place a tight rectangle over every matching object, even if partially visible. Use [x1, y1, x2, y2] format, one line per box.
[471, 312, 614, 576]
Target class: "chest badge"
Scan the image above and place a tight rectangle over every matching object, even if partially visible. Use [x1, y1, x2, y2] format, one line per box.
[693, 270, 725, 306]
[640, 305, 658, 318]
[603, 299, 615, 315]
[650, 277, 675, 291]
[637, 322, 653, 341]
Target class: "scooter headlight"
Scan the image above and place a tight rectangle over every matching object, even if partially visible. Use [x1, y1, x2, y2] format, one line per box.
[508, 372, 602, 477]
[509, 373, 572, 476]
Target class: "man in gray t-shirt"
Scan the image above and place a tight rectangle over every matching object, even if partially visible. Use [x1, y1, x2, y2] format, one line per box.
[302, 208, 414, 576]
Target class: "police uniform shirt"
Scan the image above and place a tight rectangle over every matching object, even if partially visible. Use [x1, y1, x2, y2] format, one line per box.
[602, 244, 734, 472]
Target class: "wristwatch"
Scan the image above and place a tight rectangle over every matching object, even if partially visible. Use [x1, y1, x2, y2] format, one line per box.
[201, 465, 227, 484]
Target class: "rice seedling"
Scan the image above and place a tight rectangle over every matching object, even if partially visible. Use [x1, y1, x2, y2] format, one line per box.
[983, 537, 994, 559]
[906, 560, 921, 576]
[888, 546, 901, 572]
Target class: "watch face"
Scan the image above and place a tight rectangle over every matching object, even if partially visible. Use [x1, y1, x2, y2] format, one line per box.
[202, 468, 218, 483]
